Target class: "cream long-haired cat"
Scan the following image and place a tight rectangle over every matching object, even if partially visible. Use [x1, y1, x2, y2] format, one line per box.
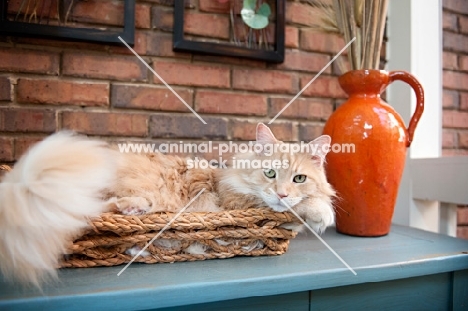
[0, 123, 335, 286]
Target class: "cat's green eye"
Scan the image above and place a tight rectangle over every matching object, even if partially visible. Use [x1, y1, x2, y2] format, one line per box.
[264, 169, 276, 179]
[293, 175, 307, 183]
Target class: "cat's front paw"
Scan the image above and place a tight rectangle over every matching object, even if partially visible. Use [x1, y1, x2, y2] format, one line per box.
[293, 199, 334, 235]
[305, 204, 334, 235]
[121, 206, 149, 215]
[112, 197, 152, 215]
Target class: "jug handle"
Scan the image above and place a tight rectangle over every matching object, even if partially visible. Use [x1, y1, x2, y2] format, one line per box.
[388, 71, 425, 147]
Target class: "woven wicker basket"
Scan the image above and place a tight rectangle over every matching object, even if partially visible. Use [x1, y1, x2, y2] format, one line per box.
[1, 165, 297, 268]
[61, 210, 298, 268]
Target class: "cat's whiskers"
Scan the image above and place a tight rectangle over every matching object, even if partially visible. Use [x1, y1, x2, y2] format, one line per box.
[331, 198, 349, 216]
[335, 208, 350, 217]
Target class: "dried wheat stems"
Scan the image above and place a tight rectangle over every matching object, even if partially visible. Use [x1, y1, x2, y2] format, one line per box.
[306, 0, 389, 71]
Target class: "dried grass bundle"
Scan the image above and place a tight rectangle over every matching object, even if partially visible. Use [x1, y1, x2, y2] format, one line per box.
[304, 0, 388, 72]
[12, 0, 76, 25]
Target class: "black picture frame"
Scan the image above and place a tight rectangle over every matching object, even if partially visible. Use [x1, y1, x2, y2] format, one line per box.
[0, 0, 135, 45]
[173, 0, 285, 63]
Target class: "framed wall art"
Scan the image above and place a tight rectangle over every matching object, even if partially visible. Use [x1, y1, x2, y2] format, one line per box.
[173, 0, 285, 63]
[0, 0, 135, 45]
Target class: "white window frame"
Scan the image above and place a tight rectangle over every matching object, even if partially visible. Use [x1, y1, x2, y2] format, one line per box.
[387, 0, 468, 237]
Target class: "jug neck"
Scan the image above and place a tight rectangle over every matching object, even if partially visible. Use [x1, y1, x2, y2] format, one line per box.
[339, 70, 390, 97]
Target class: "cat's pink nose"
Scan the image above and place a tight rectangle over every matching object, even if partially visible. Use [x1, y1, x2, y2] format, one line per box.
[277, 193, 288, 198]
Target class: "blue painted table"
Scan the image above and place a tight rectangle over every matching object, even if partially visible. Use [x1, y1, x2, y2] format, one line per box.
[1, 225, 467, 310]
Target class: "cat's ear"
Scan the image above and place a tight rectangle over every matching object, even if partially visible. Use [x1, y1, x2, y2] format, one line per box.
[256, 123, 279, 144]
[308, 135, 331, 166]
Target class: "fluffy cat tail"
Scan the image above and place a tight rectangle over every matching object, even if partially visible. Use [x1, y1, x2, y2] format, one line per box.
[0, 132, 115, 287]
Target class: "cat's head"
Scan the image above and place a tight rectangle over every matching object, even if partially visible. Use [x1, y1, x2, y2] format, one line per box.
[223, 123, 335, 212]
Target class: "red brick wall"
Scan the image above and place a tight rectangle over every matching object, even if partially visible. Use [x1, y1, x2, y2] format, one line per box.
[442, 0, 468, 239]
[2, 0, 467, 238]
[0, 0, 346, 164]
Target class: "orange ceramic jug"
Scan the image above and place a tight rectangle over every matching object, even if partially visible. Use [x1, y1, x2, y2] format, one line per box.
[323, 70, 424, 236]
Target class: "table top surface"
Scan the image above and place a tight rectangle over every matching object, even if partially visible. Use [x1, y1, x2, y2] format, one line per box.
[1, 225, 468, 311]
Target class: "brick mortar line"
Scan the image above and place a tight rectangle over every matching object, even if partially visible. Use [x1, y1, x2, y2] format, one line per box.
[0, 75, 346, 99]
[1, 66, 345, 85]
[0, 73, 101, 82]
[1, 103, 112, 111]
[13, 76, 112, 86]
[0, 104, 330, 123]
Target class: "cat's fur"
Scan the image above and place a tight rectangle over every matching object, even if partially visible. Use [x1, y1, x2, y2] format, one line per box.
[0, 123, 335, 287]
